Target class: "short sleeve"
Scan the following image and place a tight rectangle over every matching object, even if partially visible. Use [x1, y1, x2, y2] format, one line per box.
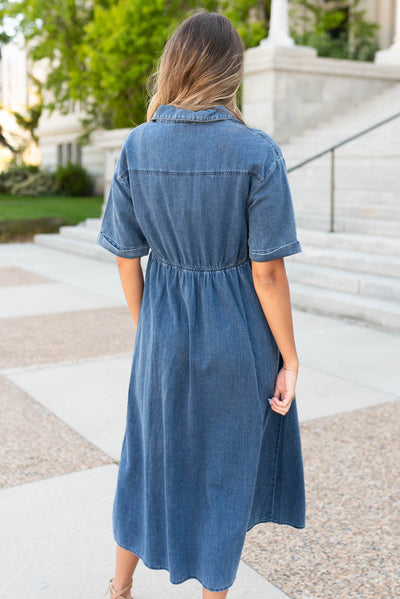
[248, 149, 302, 262]
[97, 146, 150, 259]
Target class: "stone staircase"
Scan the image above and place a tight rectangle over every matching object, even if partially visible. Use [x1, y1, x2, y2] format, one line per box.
[34, 83, 400, 334]
[279, 82, 400, 333]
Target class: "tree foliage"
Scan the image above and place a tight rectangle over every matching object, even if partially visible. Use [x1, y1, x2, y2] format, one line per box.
[77, 0, 218, 132]
[219, 0, 270, 49]
[11, 75, 43, 143]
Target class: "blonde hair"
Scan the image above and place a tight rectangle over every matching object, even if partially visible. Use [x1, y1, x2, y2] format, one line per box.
[146, 9, 246, 125]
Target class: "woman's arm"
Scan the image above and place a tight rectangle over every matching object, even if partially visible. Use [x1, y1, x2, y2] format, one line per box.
[251, 257, 299, 415]
[116, 256, 144, 328]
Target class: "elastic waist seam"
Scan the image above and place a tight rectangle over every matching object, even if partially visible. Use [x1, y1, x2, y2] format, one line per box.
[151, 253, 250, 272]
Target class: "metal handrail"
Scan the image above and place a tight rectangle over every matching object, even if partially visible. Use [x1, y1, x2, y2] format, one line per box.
[286, 111, 400, 232]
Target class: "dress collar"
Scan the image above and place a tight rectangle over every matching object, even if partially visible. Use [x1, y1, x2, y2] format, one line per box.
[151, 104, 239, 123]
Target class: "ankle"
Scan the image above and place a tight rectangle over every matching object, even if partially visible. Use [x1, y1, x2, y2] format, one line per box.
[110, 577, 132, 598]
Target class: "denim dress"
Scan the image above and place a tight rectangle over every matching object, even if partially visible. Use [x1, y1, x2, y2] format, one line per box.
[97, 104, 306, 593]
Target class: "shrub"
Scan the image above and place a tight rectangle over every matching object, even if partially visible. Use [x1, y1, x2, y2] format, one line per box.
[11, 170, 59, 197]
[0, 163, 39, 194]
[291, 0, 380, 62]
[55, 162, 93, 196]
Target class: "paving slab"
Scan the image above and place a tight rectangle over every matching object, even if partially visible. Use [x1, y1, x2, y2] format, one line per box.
[0, 464, 288, 599]
[0, 376, 112, 489]
[6, 355, 132, 461]
[295, 364, 397, 421]
[292, 309, 400, 396]
[0, 282, 122, 319]
[0, 266, 53, 286]
[0, 306, 135, 370]
[0, 242, 126, 302]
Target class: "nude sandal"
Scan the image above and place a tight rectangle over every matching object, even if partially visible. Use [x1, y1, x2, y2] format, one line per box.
[107, 577, 135, 599]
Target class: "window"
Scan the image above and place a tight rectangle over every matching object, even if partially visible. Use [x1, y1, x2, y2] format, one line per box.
[75, 143, 82, 166]
[56, 142, 82, 167]
[66, 143, 72, 163]
[57, 144, 63, 166]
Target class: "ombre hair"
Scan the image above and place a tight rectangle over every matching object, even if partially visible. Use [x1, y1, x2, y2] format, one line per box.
[146, 10, 246, 125]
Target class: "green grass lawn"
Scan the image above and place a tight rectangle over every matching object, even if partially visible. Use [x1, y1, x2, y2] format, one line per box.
[0, 194, 103, 224]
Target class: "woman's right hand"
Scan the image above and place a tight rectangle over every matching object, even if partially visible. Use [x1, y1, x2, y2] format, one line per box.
[268, 366, 298, 416]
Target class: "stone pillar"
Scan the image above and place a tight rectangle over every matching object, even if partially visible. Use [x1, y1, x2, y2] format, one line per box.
[375, 0, 400, 64]
[260, 0, 294, 47]
[96, 128, 133, 217]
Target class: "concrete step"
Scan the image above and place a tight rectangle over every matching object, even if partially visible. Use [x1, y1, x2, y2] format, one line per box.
[291, 245, 400, 278]
[292, 190, 398, 206]
[287, 160, 400, 173]
[59, 225, 99, 243]
[286, 261, 400, 303]
[300, 110, 400, 138]
[34, 233, 115, 263]
[290, 281, 400, 334]
[285, 127, 400, 145]
[293, 203, 400, 220]
[286, 150, 400, 162]
[284, 142, 400, 161]
[286, 145, 400, 160]
[297, 228, 400, 256]
[296, 214, 400, 236]
[289, 175, 400, 190]
[84, 218, 102, 231]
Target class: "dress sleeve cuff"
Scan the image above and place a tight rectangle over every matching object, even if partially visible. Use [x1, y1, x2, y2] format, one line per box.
[249, 240, 302, 262]
[96, 231, 150, 258]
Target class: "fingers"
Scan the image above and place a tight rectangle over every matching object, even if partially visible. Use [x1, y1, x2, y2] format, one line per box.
[268, 394, 294, 416]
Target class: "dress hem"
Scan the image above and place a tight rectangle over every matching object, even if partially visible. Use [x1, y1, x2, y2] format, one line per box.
[246, 517, 306, 532]
[113, 516, 305, 593]
[113, 533, 236, 592]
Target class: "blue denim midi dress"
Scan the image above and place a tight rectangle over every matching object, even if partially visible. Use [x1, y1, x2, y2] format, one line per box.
[97, 104, 306, 592]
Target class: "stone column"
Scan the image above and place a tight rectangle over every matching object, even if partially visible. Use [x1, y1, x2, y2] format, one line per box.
[260, 0, 294, 47]
[96, 127, 133, 217]
[375, 0, 400, 64]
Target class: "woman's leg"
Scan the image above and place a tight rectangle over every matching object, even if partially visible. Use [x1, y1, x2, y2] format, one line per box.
[110, 544, 140, 597]
[203, 588, 230, 599]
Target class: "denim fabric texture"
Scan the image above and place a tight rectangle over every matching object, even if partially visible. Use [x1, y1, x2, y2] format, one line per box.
[97, 104, 306, 592]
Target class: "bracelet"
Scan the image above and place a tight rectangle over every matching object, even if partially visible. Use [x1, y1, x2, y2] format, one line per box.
[283, 366, 298, 373]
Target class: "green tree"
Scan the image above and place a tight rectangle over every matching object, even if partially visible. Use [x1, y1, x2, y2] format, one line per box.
[76, 0, 218, 134]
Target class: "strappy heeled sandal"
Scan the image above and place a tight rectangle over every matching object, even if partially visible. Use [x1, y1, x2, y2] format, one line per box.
[107, 577, 135, 599]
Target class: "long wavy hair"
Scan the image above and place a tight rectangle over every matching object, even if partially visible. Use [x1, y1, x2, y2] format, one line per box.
[146, 10, 246, 125]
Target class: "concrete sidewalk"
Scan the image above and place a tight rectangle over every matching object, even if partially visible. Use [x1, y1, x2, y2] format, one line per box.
[0, 242, 399, 599]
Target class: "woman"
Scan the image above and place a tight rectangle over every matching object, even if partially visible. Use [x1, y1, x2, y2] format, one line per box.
[98, 9, 306, 599]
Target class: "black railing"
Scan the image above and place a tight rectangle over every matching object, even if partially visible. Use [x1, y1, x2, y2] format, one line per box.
[286, 112, 400, 232]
